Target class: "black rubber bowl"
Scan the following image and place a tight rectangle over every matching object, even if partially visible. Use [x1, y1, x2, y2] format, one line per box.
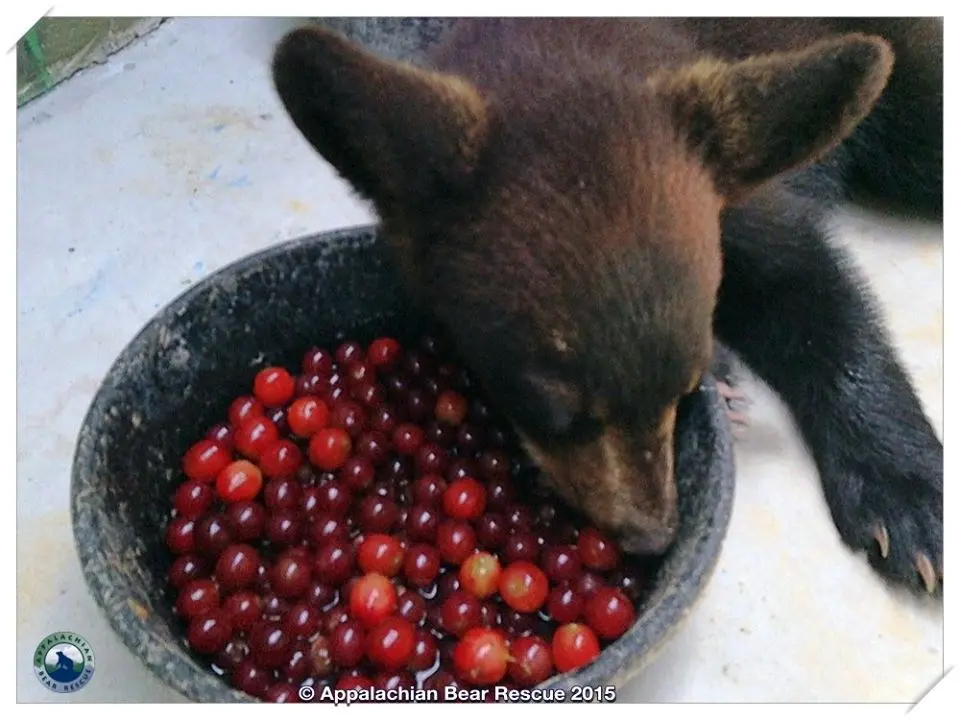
[70, 226, 736, 702]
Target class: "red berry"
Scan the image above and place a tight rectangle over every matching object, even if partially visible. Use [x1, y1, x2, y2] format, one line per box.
[194, 514, 235, 558]
[584, 587, 636, 640]
[609, 568, 644, 603]
[268, 406, 289, 436]
[223, 591, 263, 632]
[310, 512, 349, 544]
[263, 683, 300, 703]
[452, 628, 510, 685]
[368, 337, 402, 370]
[424, 670, 462, 695]
[205, 422, 234, 451]
[552, 623, 600, 673]
[216, 460, 263, 503]
[330, 400, 368, 438]
[541, 545, 582, 583]
[263, 477, 303, 512]
[436, 520, 477, 565]
[165, 517, 196, 554]
[356, 430, 391, 466]
[323, 604, 351, 635]
[509, 635, 554, 687]
[309, 428, 353, 471]
[403, 544, 441, 587]
[476, 513, 509, 549]
[336, 673, 373, 691]
[442, 477, 487, 521]
[302, 347, 335, 376]
[478, 600, 500, 628]
[253, 366, 296, 407]
[314, 540, 355, 585]
[349, 572, 398, 627]
[316, 480, 352, 516]
[295, 373, 324, 398]
[370, 404, 400, 435]
[574, 571, 606, 599]
[504, 531, 540, 564]
[412, 474, 447, 506]
[498, 561, 549, 613]
[577, 527, 620, 571]
[397, 591, 427, 626]
[335, 341, 365, 366]
[173, 480, 215, 519]
[415, 443, 448, 476]
[435, 390, 468, 426]
[354, 381, 385, 408]
[234, 416, 279, 461]
[176, 579, 219, 619]
[501, 609, 538, 637]
[283, 641, 311, 684]
[226, 500, 265, 540]
[308, 635, 334, 676]
[231, 657, 273, 698]
[167, 554, 206, 588]
[345, 360, 374, 387]
[366, 617, 416, 670]
[264, 510, 302, 546]
[357, 534, 405, 577]
[375, 670, 415, 691]
[393, 423, 425, 455]
[357, 495, 400, 533]
[233, 658, 271, 698]
[342, 456, 375, 491]
[446, 457, 478, 482]
[406, 505, 440, 543]
[182, 439, 232, 482]
[546, 583, 584, 624]
[258, 440, 302, 479]
[331, 619, 366, 667]
[248, 620, 293, 669]
[215, 637, 250, 672]
[215, 543, 261, 592]
[227, 395, 264, 428]
[479, 449, 510, 482]
[282, 602, 321, 638]
[187, 610, 232, 655]
[440, 590, 483, 637]
[271, 550, 314, 599]
[437, 572, 462, 599]
[409, 629, 438, 671]
[287, 396, 329, 437]
[459, 552, 501, 599]
[504, 503, 531, 531]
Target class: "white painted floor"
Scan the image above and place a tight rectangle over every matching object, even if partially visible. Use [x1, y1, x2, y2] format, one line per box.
[16, 18, 944, 703]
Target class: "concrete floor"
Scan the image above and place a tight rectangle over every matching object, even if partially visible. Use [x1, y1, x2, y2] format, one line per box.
[16, 18, 943, 703]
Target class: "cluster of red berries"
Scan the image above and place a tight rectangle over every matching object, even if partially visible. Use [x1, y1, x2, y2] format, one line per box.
[164, 335, 648, 702]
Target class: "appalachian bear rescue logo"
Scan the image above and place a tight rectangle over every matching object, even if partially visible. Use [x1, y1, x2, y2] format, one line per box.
[33, 632, 96, 693]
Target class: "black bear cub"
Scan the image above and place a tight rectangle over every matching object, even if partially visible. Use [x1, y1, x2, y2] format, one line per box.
[270, 19, 942, 595]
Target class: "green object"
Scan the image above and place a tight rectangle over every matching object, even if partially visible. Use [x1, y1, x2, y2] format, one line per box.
[21, 27, 52, 90]
[16, 18, 164, 107]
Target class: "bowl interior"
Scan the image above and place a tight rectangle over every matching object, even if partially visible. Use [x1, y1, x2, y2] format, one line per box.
[71, 226, 735, 702]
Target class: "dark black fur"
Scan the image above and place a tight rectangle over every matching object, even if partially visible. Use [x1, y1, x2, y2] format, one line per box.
[715, 189, 942, 590]
[681, 17, 943, 218]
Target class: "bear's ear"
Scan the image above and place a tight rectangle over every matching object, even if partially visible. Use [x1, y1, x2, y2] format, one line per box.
[272, 26, 490, 213]
[649, 34, 894, 201]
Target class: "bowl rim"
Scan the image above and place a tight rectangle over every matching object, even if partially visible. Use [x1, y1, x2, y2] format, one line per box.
[71, 224, 737, 702]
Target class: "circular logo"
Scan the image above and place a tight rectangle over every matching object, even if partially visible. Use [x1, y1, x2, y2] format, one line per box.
[33, 632, 96, 694]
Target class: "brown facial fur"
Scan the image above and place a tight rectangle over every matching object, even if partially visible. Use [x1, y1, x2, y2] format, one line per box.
[271, 20, 894, 555]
